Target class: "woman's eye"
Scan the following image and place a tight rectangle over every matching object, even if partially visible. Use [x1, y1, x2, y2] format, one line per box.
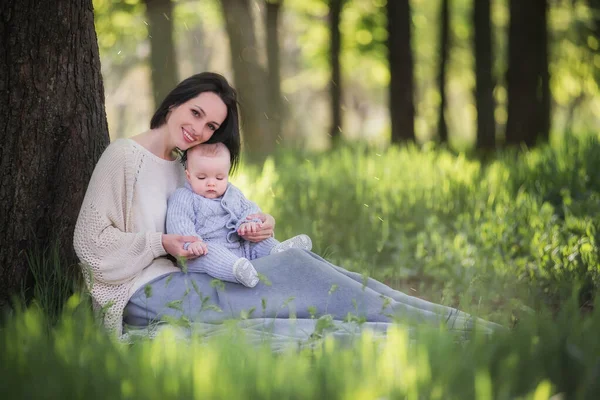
[191, 110, 199, 117]
[208, 124, 216, 131]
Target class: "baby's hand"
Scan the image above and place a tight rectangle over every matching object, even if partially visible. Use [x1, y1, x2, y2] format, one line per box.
[238, 221, 262, 236]
[188, 241, 208, 256]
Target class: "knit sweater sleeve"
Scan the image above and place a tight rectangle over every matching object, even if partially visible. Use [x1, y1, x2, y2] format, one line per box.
[73, 140, 166, 285]
[166, 188, 200, 249]
[232, 185, 262, 230]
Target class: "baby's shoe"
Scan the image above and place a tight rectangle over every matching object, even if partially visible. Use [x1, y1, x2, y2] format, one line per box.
[270, 234, 312, 254]
[233, 258, 259, 288]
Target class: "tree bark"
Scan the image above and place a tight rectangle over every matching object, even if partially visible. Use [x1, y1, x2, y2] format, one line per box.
[329, 0, 343, 143]
[505, 0, 549, 147]
[436, 0, 450, 143]
[143, 0, 178, 109]
[474, 0, 496, 150]
[0, 0, 110, 306]
[220, 0, 272, 162]
[265, 0, 283, 141]
[387, 0, 415, 143]
[539, 2, 550, 143]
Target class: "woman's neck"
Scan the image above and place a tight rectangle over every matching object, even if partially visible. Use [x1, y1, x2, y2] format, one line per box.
[131, 127, 176, 161]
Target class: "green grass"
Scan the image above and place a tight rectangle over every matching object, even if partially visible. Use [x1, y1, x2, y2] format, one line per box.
[1, 295, 599, 399]
[3, 133, 600, 399]
[234, 134, 600, 322]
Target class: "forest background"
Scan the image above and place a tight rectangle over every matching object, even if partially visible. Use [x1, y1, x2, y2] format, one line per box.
[91, 0, 600, 316]
[1, 1, 600, 397]
[97, 0, 600, 152]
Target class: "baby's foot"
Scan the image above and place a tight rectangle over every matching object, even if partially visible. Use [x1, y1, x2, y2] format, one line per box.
[270, 234, 312, 254]
[233, 258, 259, 288]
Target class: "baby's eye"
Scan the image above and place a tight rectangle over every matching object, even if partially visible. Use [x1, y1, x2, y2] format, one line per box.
[216, 177, 224, 181]
[197, 177, 205, 180]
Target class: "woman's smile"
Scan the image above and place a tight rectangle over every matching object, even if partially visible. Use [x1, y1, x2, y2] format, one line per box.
[182, 127, 196, 143]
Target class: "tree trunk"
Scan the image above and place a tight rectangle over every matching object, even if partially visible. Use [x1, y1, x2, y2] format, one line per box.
[0, 0, 110, 307]
[143, 0, 178, 109]
[387, 0, 416, 143]
[220, 0, 272, 162]
[591, 0, 600, 38]
[329, 0, 343, 143]
[265, 0, 283, 142]
[474, 0, 496, 150]
[505, 0, 549, 147]
[436, 0, 450, 143]
[539, 2, 550, 142]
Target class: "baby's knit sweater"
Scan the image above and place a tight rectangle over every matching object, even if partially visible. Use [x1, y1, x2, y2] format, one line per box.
[166, 182, 261, 250]
[73, 139, 183, 337]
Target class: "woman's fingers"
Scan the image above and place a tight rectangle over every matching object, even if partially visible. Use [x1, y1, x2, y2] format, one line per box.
[181, 235, 201, 243]
[246, 212, 266, 222]
[241, 232, 272, 242]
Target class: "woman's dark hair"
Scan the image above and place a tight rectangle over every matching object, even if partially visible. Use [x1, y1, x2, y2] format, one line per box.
[150, 72, 241, 172]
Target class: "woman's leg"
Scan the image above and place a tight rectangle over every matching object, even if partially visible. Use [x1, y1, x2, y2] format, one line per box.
[125, 249, 498, 332]
[303, 251, 502, 331]
[226, 249, 472, 329]
[305, 251, 459, 313]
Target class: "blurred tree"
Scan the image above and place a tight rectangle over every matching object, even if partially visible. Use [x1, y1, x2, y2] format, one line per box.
[505, 0, 550, 147]
[591, 0, 600, 35]
[143, 0, 178, 109]
[388, 0, 415, 143]
[551, 0, 600, 133]
[220, 0, 273, 162]
[329, 0, 344, 143]
[437, 0, 450, 144]
[0, 0, 109, 306]
[474, 0, 496, 150]
[265, 0, 284, 141]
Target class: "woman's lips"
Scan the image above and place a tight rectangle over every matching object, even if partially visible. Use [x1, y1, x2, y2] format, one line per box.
[182, 128, 195, 143]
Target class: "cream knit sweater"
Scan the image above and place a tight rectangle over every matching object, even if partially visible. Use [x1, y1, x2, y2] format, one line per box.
[74, 139, 183, 336]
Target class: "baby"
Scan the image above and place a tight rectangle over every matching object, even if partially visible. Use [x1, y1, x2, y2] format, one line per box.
[166, 142, 312, 287]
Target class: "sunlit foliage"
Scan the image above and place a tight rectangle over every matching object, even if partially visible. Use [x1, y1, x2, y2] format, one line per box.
[2, 293, 600, 398]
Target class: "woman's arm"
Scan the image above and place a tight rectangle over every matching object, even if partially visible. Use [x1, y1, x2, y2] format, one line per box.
[73, 141, 195, 285]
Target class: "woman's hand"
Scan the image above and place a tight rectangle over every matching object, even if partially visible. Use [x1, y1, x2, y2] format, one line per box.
[239, 213, 275, 242]
[162, 234, 201, 259]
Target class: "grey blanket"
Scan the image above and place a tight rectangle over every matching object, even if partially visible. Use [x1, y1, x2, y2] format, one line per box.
[123, 249, 501, 345]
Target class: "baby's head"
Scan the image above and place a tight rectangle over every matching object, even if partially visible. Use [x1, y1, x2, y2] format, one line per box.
[185, 142, 231, 199]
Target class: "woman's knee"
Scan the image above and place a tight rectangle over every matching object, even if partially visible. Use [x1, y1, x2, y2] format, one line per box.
[285, 248, 309, 258]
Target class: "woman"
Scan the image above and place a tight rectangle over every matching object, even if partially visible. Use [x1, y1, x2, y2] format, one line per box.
[74, 72, 498, 338]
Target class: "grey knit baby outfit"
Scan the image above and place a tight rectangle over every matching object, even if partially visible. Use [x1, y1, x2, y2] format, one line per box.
[166, 182, 280, 283]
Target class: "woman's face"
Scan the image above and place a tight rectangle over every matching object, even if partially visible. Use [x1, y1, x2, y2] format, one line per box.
[166, 91, 228, 151]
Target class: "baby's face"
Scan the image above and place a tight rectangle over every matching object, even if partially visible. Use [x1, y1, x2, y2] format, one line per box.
[185, 154, 230, 199]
